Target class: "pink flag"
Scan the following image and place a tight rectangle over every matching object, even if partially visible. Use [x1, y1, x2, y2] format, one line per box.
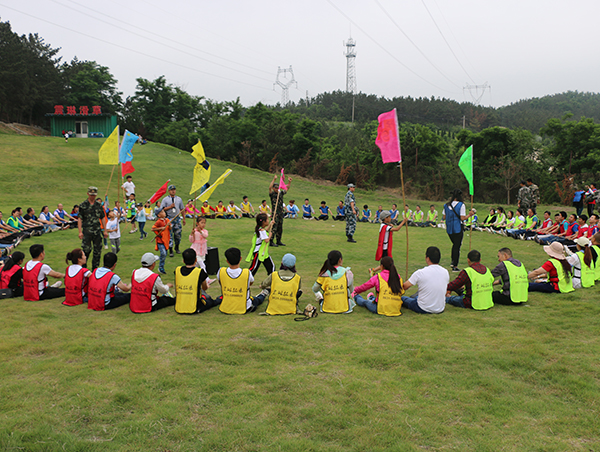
[376, 108, 402, 163]
[278, 168, 288, 191]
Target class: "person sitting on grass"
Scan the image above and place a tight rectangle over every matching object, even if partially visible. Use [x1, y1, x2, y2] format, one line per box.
[240, 196, 255, 218]
[535, 211, 568, 244]
[508, 208, 538, 240]
[258, 200, 271, 216]
[316, 201, 332, 221]
[402, 204, 413, 225]
[23, 244, 65, 301]
[401, 246, 449, 314]
[412, 205, 425, 227]
[527, 242, 573, 294]
[174, 248, 220, 315]
[586, 214, 599, 239]
[87, 252, 131, 311]
[226, 200, 242, 219]
[489, 247, 528, 305]
[214, 201, 227, 219]
[389, 204, 399, 225]
[0, 251, 25, 298]
[591, 232, 600, 282]
[217, 247, 263, 314]
[302, 199, 315, 220]
[62, 248, 91, 306]
[463, 208, 478, 231]
[489, 206, 507, 232]
[564, 237, 596, 289]
[359, 204, 372, 223]
[53, 203, 77, 228]
[70, 205, 80, 219]
[285, 200, 299, 219]
[334, 201, 345, 221]
[375, 211, 407, 261]
[445, 249, 494, 310]
[375, 205, 384, 223]
[352, 256, 404, 316]
[477, 208, 496, 231]
[503, 209, 526, 237]
[200, 200, 215, 219]
[184, 199, 201, 218]
[312, 250, 355, 314]
[38, 206, 60, 232]
[257, 253, 302, 316]
[424, 205, 438, 227]
[130, 253, 175, 313]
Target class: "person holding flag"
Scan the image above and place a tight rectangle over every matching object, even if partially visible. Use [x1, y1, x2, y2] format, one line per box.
[269, 170, 292, 247]
[160, 185, 186, 257]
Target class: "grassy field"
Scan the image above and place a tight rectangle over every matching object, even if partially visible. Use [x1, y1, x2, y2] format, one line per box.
[1, 135, 599, 451]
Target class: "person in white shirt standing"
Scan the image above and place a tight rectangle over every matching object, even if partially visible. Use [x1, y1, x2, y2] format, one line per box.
[121, 175, 135, 198]
[401, 246, 449, 314]
[105, 211, 121, 254]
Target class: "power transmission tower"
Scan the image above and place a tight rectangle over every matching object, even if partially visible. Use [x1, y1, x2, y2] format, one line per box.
[463, 82, 491, 105]
[273, 66, 297, 106]
[344, 37, 357, 94]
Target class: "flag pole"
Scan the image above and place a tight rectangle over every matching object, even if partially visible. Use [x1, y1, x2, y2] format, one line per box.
[399, 161, 409, 281]
[104, 164, 117, 199]
[469, 194, 473, 251]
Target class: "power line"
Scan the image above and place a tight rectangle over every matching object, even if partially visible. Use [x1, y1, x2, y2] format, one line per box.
[374, 0, 461, 90]
[325, 0, 454, 93]
[0, 3, 273, 92]
[419, 0, 476, 84]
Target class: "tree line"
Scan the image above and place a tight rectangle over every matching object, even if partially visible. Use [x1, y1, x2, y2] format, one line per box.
[1, 19, 599, 205]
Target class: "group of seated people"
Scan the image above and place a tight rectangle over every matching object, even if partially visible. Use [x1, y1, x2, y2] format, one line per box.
[0, 204, 78, 259]
[189, 197, 259, 220]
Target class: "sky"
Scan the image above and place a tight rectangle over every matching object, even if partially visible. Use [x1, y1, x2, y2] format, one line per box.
[2, 0, 600, 109]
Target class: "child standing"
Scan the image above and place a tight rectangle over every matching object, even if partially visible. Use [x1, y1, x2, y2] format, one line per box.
[189, 216, 208, 270]
[105, 211, 121, 254]
[136, 203, 147, 239]
[126, 193, 137, 233]
[375, 211, 407, 261]
[152, 209, 171, 274]
[246, 212, 275, 276]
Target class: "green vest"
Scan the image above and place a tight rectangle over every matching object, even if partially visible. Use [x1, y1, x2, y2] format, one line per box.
[525, 215, 538, 229]
[576, 251, 595, 288]
[414, 211, 423, 222]
[503, 261, 528, 303]
[427, 210, 437, 222]
[245, 232, 270, 263]
[513, 217, 525, 228]
[548, 258, 574, 293]
[592, 245, 600, 281]
[495, 213, 506, 225]
[464, 267, 494, 310]
[483, 214, 494, 226]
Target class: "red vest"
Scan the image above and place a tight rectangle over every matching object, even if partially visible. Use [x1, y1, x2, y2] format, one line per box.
[88, 269, 115, 311]
[0, 264, 21, 290]
[63, 266, 88, 306]
[375, 225, 393, 261]
[130, 270, 159, 313]
[23, 261, 45, 301]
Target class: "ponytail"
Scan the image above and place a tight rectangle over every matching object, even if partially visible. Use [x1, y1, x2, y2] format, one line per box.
[66, 248, 84, 266]
[319, 250, 342, 277]
[255, 213, 268, 237]
[381, 256, 402, 294]
[1, 251, 25, 274]
[583, 246, 593, 269]
[559, 258, 572, 282]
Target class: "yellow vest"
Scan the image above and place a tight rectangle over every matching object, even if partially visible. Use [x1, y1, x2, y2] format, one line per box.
[266, 272, 301, 315]
[548, 258, 574, 293]
[219, 268, 250, 314]
[576, 251, 595, 288]
[376, 274, 404, 317]
[175, 267, 202, 314]
[317, 272, 350, 313]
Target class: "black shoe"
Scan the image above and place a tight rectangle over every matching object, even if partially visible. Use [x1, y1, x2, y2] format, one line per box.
[451, 266, 460, 273]
[277, 242, 286, 246]
[347, 236, 357, 243]
[169, 248, 174, 257]
[175, 248, 181, 254]
[270, 242, 278, 247]
[159, 270, 167, 275]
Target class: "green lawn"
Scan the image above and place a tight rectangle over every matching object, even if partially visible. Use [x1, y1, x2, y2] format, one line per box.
[1, 135, 599, 451]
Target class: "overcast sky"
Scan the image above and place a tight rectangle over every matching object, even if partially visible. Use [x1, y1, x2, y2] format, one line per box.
[3, 0, 599, 109]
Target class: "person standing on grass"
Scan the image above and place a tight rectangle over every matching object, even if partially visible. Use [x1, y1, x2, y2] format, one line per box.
[345, 183, 358, 243]
[526, 178, 540, 211]
[269, 174, 292, 247]
[87, 252, 131, 311]
[585, 183, 597, 217]
[174, 248, 220, 314]
[136, 203, 147, 239]
[189, 216, 209, 270]
[152, 209, 171, 275]
[121, 175, 135, 198]
[312, 250, 355, 314]
[78, 186, 107, 270]
[401, 246, 449, 314]
[130, 253, 175, 314]
[246, 213, 275, 276]
[160, 185, 185, 257]
[443, 189, 474, 273]
[445, 249, 494, 311]
[490, 248, 528, 305]
[375, 211, 407, 261]
[23, 244, 65, 301]
[527, 242, 574, 294]
[105, 211, 121, 254]
[352, 256, 404, 316]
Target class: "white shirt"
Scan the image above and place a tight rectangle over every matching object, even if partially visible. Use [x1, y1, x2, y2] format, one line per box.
[379, 224, 392, 250]
[133, 268, 170, 304]
[217, 267, 254, 309]
[106, 218, 120, 239]
[450, 200, 466, 217]
[122, 181, 136, 197]
[26, 260, 52, 294]
[94, 267, 122, 304]
[407, 264, 449, 313]
[68, 264, 91, 296]
[254, 230, 269, 252]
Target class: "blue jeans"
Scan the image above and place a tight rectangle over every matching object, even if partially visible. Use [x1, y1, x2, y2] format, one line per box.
[354, 294, 378, 314]
[138, 221, 146, 238]
[538, 235, 559, 245]
[445, 295, 467, 308]
[528, 282, 559, 293]
[401, 295, 431, 314]
[157, 243, 167, 272]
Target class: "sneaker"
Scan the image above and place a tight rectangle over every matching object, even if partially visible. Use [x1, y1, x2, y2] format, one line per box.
[452, 266, 460, 273]
[104, 245, 109, 249]
[206, 278, 216, 286]
[51, 281, 62, 288]
[159, 269, 167, 275]
[169, 249, 174, 257]
[367, 292, 374, 300]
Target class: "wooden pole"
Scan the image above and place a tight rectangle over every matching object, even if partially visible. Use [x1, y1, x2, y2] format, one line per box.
[399, 161, 409, 281]
[104, 164, 117, 199]
[469, 194, 473, 251]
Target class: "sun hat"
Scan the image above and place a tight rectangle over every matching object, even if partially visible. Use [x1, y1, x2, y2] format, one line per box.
[543, 241, 566, 260]
[575, 236, 590, 247]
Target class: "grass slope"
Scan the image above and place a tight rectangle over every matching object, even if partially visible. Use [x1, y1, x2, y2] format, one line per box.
[0, 135, 599, 451]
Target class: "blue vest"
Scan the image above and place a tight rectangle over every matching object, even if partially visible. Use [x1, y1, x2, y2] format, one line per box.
[444, 202, 463, 234]
[320, 206, 328, 215]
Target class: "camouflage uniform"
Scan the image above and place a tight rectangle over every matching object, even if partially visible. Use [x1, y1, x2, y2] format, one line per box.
[517, 185, 530, 211]
[269, 189, 286, 244]
[344, 188, 357, 239]
[527, 183, 540, 210]
[79, 195, 105, 269]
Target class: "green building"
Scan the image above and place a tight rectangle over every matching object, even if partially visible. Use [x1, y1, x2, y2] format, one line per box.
[47, 105, 117, 138]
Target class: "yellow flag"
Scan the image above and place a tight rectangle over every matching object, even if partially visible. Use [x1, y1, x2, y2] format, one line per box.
[98, 126, 119, 165]
[195, 169, 232, 202]
[189, 139, 212, 194]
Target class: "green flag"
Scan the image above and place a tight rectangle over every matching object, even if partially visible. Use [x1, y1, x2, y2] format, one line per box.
[458, 145, 474, 196]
